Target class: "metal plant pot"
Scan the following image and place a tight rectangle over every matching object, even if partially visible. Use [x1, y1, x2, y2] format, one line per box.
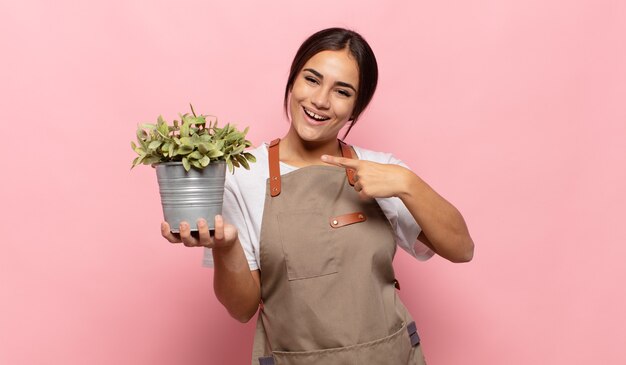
[155, 161, 226, 233]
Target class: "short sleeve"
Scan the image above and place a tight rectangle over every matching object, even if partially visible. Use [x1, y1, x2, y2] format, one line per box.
[388, 196, 434, 261]
[372, 152, 435, 261]
[203, 181, 259, 270]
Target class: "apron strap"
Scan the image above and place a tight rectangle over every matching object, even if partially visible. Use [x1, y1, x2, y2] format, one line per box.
[268, 139, 281, 197]
[339, 140, 357, 186]
[267, 138, 356, 197]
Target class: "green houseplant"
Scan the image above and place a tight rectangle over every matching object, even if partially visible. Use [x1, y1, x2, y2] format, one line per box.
[131, 104, 255, 233]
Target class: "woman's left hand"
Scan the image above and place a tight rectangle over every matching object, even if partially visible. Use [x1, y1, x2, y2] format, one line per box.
[321, 154, 414, 199]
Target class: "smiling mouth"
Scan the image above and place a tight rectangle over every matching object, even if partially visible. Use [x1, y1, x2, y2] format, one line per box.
[303, 106, 330, 122]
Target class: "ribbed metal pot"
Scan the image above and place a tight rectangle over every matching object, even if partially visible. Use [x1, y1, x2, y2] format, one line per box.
[155, 161, 226, 233]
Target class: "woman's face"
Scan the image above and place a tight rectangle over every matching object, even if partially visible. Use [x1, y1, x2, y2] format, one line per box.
[289, 49, 359, 143]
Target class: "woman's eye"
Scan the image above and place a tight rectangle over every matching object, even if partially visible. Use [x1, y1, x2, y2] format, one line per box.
[305, 76, 319, 84]
[337, 89, 352, 97]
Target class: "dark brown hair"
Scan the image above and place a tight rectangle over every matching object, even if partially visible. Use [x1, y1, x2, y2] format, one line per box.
[284, 27, 379, 139]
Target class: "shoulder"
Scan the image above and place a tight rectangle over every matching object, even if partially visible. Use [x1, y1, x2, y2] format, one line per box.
[351, 145, 406, 167]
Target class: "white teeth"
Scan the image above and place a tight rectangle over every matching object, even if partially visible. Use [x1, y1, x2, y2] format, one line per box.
[304, 107, 330, 121]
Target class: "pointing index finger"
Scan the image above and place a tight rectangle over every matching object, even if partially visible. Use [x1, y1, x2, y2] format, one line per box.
[321, 155, 360, 169]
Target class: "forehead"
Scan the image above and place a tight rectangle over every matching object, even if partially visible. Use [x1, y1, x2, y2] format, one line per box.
[302, 50, 359, 86]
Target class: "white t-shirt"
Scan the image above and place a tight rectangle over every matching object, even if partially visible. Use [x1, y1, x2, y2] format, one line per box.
[203, 143, 434, 270]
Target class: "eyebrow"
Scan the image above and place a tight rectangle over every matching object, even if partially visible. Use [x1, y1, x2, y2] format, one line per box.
[303, 68, 357, 93]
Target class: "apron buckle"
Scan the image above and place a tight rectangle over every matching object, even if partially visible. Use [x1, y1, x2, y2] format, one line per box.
[407, 321, 421, 346]
[258, 356, 275, 365]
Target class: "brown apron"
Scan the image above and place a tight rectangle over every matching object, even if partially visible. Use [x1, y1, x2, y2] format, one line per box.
[251, 139, 426, 365]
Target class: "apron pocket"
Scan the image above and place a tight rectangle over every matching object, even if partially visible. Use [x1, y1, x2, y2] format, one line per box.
[278, 211, 338, 280]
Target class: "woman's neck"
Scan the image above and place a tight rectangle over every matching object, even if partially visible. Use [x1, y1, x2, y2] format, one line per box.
[279, 129, 342, 168]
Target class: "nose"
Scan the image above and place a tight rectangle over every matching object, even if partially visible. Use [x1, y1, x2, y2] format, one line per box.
[311, 87, 330, 110]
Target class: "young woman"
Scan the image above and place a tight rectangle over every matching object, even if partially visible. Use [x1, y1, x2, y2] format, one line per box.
[161, 27, 474, 365]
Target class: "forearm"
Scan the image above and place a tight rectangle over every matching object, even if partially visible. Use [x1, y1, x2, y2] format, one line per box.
[319, 154, 474, 262]
[398, 171, 474, 263]
[212, 240, 260, 322]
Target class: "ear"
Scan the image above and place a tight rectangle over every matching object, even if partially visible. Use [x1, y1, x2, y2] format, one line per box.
[285, 92, 293, 118]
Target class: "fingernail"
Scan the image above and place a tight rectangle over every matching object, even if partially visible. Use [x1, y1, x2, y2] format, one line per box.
[197, 219, 205, 227]
[321, 155, 329, 161]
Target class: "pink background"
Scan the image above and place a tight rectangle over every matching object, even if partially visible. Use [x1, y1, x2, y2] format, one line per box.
[2, 1, 625, 364]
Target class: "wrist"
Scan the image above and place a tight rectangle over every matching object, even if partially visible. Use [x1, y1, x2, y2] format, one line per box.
[212, 238, 238, 255]
[212, 239, 248, 272]
[211, 241, 238, 255]
[396, 169, 420, 200]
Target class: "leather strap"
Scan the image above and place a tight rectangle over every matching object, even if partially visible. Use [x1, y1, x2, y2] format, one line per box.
[329, 212, 366, 228]
[268, 139, 281, 197]
[339, 140, 357, 186]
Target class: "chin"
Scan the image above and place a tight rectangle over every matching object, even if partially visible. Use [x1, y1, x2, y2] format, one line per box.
[294, 126, 325, 143]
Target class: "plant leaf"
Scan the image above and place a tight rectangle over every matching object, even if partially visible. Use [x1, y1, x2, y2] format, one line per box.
[190, 134, 202, 145]
[136, 128, 148, 141]
[243, 152, 256, 163]
[191, 160, 202, 169]
[133, 154, 146, 166]
[199, 155, 210, 167]
[182, 157, 190, 171]
[158, 121, 169, 138]
[208, 149, 224, 158]
[148, 140, 162, 151]
[177, 145, 193, 155]
[143, 155, 161, 165]
[180, 119, 190, 137]
[193, 115, 206, 127]
[232, 145, 245, 155]
[140, 123, 156, 130]
[180, 137, 193, 147]
[235, 154, 250, 169]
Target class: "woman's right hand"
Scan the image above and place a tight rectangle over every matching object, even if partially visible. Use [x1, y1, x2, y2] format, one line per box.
[161, 215, 238, 249]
